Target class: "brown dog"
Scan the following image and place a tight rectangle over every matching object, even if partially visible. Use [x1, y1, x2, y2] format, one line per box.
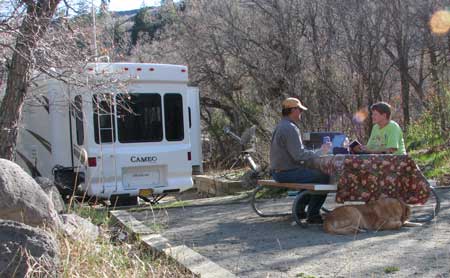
[323, 197, 412, 235]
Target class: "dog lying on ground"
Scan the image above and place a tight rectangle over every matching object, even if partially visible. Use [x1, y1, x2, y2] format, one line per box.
[323, 197, 420, 235]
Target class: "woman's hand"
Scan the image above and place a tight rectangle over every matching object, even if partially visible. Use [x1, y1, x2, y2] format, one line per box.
[351, 144, 366, 154]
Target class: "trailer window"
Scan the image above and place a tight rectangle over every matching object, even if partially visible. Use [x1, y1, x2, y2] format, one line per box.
[117, 93, 163, 143]
[74, 95, 84, 145]
[93, 94, 116, 144]
[164, 94, 184, 141]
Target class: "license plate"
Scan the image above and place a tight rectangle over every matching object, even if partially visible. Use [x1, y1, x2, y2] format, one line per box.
[139, 188, 154, 197]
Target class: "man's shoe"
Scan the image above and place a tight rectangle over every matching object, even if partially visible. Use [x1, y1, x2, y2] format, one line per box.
[306, 216, 323, 224]
[297, 211, 307, 219]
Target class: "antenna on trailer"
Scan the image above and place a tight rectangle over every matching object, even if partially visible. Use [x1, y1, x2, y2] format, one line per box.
[91, 0, 98, 60]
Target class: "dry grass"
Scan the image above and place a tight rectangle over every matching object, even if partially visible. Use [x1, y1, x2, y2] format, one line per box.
[57, 232, 193, 278]
[24, 205, 195, 278]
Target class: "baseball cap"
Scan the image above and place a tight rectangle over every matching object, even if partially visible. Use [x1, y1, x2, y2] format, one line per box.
[281, 97, 308, 111]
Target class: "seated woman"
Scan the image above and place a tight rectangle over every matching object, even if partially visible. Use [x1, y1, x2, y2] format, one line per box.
[352, 102, 406, 155]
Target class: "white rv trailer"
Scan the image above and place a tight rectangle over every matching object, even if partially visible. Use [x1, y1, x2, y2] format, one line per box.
[15, 63, 202, 204]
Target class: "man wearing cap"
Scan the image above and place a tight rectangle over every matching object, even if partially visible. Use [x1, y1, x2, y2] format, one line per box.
[270, 97, 330, 224]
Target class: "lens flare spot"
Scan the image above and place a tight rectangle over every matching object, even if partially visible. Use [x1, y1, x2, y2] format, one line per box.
[353, 109, 368, 124]
[430, 10, 450, 35]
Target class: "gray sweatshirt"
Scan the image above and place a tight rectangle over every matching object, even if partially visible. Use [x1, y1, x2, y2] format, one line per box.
[270, 117, 318, 171]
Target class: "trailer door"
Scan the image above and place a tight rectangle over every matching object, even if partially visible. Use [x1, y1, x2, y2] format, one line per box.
[92, 94, 118, 193]
[71, 94, 86, 167]
[187, 87, 203, 174]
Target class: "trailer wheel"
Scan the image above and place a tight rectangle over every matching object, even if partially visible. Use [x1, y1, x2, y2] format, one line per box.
[110, 195, 138, 207]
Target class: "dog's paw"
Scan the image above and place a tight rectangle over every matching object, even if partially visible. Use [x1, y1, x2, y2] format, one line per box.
[403, 221, 423, 227]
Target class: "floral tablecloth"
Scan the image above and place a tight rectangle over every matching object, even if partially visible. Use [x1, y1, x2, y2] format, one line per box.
[312, 154, 430, 205]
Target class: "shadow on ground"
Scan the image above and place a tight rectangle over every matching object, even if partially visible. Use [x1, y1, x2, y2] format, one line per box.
[130, 188, 450, 278]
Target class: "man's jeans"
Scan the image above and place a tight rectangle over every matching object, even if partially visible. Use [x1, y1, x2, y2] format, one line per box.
[272, 168, 329, 218]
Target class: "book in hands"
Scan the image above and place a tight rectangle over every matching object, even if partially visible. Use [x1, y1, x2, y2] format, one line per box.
[349, 140, 363, 154]
[348, 140, 361, 150]
[348, 140, 371, 154]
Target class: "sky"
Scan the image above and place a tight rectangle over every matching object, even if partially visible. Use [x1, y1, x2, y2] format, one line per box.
[103, 0, 163, 11]
[0, 1, 162, 15]
[0, 0, 179, 19]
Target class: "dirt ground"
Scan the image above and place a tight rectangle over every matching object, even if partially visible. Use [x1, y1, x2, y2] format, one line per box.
[130, 188, 450, 278]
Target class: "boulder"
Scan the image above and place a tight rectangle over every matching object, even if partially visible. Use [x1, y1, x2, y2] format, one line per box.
[0, 159, 61, 228]
[60, 214, 99, 242]
[0, 220, 59, 278]
[35, 177, 66, 213]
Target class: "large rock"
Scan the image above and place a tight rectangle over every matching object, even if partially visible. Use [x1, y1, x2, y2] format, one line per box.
[60, 214, 99, 242]
[0, 220, 59, 278]
[0, 159, 61, 228]
[35, 177, 66, 214]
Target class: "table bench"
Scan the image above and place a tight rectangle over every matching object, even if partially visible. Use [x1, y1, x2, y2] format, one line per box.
[251, 179, 440, 227]
[256, 180, 337, 191]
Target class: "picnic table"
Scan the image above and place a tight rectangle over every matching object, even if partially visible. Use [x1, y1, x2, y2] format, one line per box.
[251, 154, 440, 226]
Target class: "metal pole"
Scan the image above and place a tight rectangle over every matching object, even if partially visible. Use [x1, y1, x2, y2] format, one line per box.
[92, 0, 98, 60]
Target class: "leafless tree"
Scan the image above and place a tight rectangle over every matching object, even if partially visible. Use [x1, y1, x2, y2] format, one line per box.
[3, 0, 447, 166]
[155, 0, 449, 167]
[415, 0, 450, 133]
[0, 0, 94, 159]
[0, 0, 63, 159]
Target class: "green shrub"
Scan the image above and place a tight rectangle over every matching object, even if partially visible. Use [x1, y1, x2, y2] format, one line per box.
[407, 105, 450, 179]
[384, 266, 400, 274]
[406, 111, 443, 151]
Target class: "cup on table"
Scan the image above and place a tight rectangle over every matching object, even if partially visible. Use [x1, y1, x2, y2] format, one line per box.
[321, 136, 332, 154]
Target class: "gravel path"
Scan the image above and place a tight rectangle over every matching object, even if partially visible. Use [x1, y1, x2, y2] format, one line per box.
[130, 188, 450, 278]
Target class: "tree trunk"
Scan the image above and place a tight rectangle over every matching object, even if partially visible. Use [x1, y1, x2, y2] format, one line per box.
[399, 58, 410, 128]
[0, 0, 61, 160]
[428, 44, 447, 133]
[396, 26, 410, 127]
[0, 47, 30, 160]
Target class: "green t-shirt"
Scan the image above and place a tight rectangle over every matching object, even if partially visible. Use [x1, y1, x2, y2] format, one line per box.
[367, 120, 406, 155]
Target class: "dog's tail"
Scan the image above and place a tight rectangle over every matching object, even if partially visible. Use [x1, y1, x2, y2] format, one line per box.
[403, 221, 423, 227]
